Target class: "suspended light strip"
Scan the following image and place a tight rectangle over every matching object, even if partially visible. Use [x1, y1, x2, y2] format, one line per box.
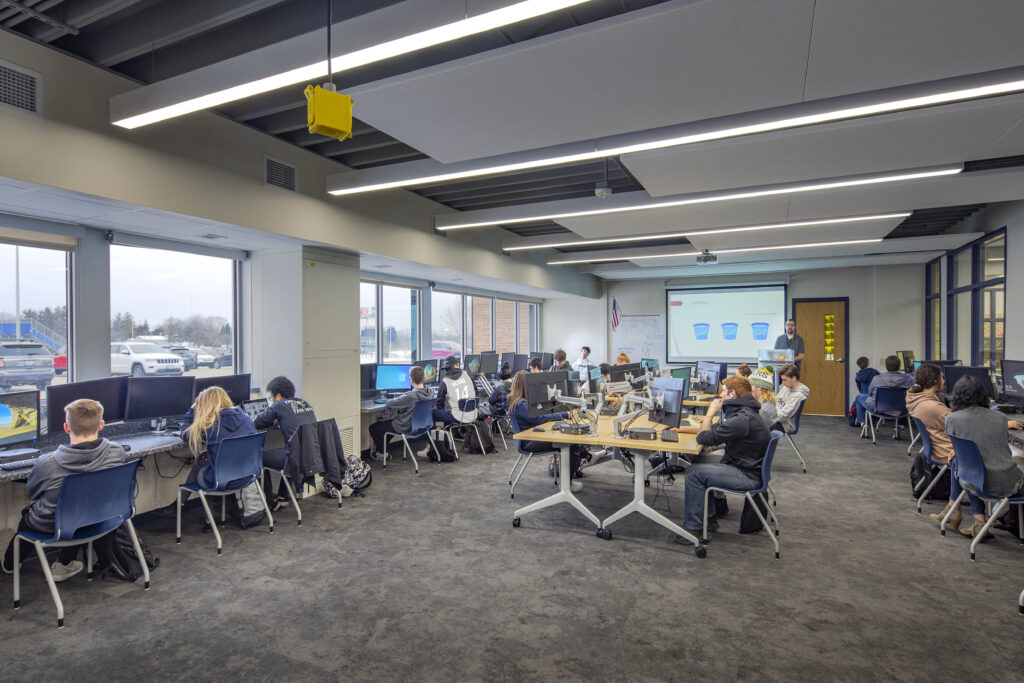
[502, 212, 911, 251]
[329, 76, 1024, 196]
[112, 0, 595, 129]
[441, 167, 959, 230]
[548, 238, 884, 265]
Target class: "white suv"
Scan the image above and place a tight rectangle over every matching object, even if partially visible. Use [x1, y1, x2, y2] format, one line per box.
[111, 342, 185, 377]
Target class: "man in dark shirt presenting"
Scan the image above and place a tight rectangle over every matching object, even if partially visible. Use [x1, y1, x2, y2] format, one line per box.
[774, 318, 805, 366]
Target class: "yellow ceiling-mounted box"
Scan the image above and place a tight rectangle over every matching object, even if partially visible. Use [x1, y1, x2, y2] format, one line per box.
[305, 84, 352, 141]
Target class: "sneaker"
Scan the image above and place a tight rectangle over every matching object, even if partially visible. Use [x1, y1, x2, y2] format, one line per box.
[340, 484, 354, 498]
[50, 560, 83, 583]
[269, 496, 290, 512]
[415, 446, 431, 460]
[570, 480, 583, 493]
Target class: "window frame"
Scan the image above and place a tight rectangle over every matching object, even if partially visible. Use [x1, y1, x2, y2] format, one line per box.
[361, 279, 422, 364]
[940, 227, 1005, 368]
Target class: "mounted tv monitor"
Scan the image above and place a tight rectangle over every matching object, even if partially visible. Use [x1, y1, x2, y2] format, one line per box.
[524, 370, 570, 418]
[650, 377, 685, 428]
[413, 359, 438, 383]
[667, 285, 787, 363]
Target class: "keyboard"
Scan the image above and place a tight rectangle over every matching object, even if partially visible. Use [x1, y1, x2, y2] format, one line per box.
[0, 460, 36, 471]
[0, 447, 40, 463]
[660, 429, 679, 442]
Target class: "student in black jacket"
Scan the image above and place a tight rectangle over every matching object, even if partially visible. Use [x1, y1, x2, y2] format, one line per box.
[681, 375, 771, 537]
[254, 376, 318, 506]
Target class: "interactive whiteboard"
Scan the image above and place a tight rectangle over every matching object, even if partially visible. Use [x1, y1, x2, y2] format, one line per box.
[666, 286, 786, 363]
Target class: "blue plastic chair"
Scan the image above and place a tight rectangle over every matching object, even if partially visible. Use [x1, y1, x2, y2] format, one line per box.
[943, 434, 1024, 561]
[441, 397, 481, 459]
[177, 432, 273, 555]
[782, 398, 807, 473]
[866, 387, 915, 446]
[702, 432, 783, 559]
[1019, 586, 1023, 615]
[507, 414, 560, 499]
[912, 417, 948, 513]
[12, 460, 149, 628]
[383, 399, 441, 474]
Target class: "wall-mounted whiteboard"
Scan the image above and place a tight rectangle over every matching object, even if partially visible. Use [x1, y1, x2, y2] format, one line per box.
[612, 315, 665, 365]
[666, 285, 786, 363]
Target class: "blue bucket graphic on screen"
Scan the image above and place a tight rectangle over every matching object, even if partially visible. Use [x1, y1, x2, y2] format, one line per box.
[693, 323, 710, 340]
[721, 323, 739, 340]
[751, 322, 770, 340]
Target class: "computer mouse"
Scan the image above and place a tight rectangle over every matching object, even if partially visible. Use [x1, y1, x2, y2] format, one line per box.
[532, 427, 545, 432]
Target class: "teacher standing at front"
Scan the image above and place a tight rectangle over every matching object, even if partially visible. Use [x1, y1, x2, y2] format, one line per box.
[774, 318, 805, 366]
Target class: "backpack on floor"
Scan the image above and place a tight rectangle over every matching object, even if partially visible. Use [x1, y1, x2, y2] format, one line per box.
[847, 403, 858, 427]
[428, 432, 458, 462]
[739, 495, 770, 534]
[93, 526, 160, 582]
[343, 453, 373, 491]
[231, 482, 268, 528]
[464, 424, 496, 454]
[910, 451, 949, 501]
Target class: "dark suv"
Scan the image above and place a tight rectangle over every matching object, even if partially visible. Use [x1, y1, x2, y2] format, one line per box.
[166, 346, 197, 371]
[0, 341, 55, 392]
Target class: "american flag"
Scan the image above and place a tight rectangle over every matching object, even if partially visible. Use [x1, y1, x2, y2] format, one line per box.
[611, 298, 621, 330]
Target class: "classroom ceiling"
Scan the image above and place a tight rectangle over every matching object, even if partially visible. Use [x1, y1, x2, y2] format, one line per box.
[4, 0, 1024, 279]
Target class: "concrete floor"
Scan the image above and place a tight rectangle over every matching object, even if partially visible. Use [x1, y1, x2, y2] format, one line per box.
[1, 415, 1023, 681]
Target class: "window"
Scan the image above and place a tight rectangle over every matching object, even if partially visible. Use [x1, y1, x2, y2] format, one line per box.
[467, 296, 492, 354]
[494, 299, 516, 354]
[359, 282, 376, 363]
[0, 244, 69, 397]
[431, 290, 463, 360]
[519, 302, 537, 352]
[380, 285, 418, 362]
[110, 245, 236, 378]
[925, 258, 941, 360]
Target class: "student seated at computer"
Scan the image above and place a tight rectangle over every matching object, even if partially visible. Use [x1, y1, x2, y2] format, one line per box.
[735, 363, 752, 379]
[2, 399, 126, 580]
[528, 357, 544, 373]
[254, 376, 328, 503]
[599, 363, 622, 408]
[748, 368, 780, 429]
[853, 355, 912, 432]
[433, 356, 478, 426]
[854, 356, 880, 395]
[776, 364, 810, 433]
[678, 376, 771, 538]
[616, 353, 631, 365]
[906, 363, 962, 528]
[369, 366, 433, 455]
[944, 375, 1024, 540]
[181, 386, 257, 491]
[572, 346, 592, 372]
[550, 349, 572, 372]
[505, 371, 584, 491]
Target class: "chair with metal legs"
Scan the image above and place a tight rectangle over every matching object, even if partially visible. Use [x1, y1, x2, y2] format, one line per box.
[1019, 587, 1024, 615]
[866, 387, 915, 447]
[383, 399, 442, 474]
[912, 417, 948, 513]
[507, 414, 559, 499]
[940, 435, 1024, 561]
[441, 398, 482, 459]
[781, 399, 807, 473]
[12, 460, 149, 628]
[701, 433, 783, 559]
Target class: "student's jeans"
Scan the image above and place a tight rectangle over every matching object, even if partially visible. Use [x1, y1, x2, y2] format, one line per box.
[854, 394, 870, 424]
[950, 476, 986, 515]
[2, 509, 78, 571]
[261, 448, 290, 500]
[683, 463, 760, 530]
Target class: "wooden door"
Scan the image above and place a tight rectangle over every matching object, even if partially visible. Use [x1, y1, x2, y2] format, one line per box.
[794, 299, 848, 416]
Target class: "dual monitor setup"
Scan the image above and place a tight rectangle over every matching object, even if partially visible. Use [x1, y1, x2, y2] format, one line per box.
[0, 373, 254, 451]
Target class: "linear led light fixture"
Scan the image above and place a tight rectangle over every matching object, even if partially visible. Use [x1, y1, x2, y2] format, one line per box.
[442, 167, 960, 230]
[329, 73, 1024, 196]
[502, 212, 911, 251]
[111, 0, 594, 129]
[548, 238, 884, 265]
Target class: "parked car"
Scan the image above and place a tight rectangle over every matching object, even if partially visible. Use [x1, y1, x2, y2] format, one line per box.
[196, 353, 215, 368]
[431, 342, 460, 359]
[212, 351, 233, 370]
[0, 341, 55, 392]
[166, 346, 197, 370]
[110, 342, 185, 377]
[53, 353, 67, 375]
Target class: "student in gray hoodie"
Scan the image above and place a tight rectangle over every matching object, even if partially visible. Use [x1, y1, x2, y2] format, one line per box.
[369, 365, 434, 454]
[2, 398, 126, 581]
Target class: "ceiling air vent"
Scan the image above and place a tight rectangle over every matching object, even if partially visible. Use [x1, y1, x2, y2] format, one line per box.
[264, 156, 297, 192]
[0, 61, 40, 115]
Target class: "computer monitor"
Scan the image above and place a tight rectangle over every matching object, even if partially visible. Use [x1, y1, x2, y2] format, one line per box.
[512, 354, 528, 373]
[696, 360, 728, 381]
[695, 361, 726, 393]
[1001, 360, 1024, 399]
[641, 358, 660, 374]
[193, 373, 251, 405]
[609, 362, 643, 383]
[650, 377, 685, 428]
[47, 377, 129, 435]
[464, 354, 481, 375]
[413, 359, 438, 383]
[479, 353, 499, 375]
[567, 371, 581, 381]
[0, 390, 40, 448]
[541, 353, 554, 369]
[897, 350, 915, 372]
[360, 363, 377, 392]
[529, 351, 541, 361]
[500, 352, 516, 372]
[670, 367, 692, 383]
[375, 364, 413, 391]
[926, 359, 961, 367]
[943, 365, 995, 401]
[124, 376, 196, 421]
[913, 361, 922, 371]
[524, 370, 571, 418]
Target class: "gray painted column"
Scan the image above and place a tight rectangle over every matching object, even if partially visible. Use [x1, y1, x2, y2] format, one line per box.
[71, 228, 111, 381]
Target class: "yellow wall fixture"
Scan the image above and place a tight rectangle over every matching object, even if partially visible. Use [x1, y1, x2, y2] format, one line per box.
[305, 84, 352, 141]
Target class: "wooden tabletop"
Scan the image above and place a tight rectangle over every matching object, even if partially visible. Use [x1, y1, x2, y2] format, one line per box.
[513, 414, 702, 455]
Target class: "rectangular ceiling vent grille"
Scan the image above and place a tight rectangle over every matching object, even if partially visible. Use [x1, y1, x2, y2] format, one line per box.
[264, 156, 297, 192]
[0, 61, 40, 114]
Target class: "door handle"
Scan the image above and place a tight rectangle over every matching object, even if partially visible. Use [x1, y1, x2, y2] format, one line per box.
[836, 358, 845, 363]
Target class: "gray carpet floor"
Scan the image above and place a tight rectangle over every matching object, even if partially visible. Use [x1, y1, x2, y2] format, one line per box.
[1, 416, 1023, 681]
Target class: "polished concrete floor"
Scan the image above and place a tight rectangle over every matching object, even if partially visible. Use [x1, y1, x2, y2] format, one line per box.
[1, 416, 1023, 681]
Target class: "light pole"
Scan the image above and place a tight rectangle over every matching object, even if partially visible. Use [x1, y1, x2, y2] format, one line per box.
[14, 246, 20, 339]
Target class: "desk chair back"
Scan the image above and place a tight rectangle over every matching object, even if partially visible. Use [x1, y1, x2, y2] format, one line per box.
[789, 399, 806, 435]
[875, 387, 909, 416]
[410, 399, 435, 435]
[912, 417, 934, 461]
[457, 397, 478, 419]
[757, 432, 783, 493]
[209, 432, 267, 490]
[949, 434, 988, 494]
[54, 460, 141, 542]
[508, 414, 529, 456]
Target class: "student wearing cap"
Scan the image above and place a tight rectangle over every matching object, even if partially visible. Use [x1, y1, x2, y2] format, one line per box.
[748, 368, 780, 430]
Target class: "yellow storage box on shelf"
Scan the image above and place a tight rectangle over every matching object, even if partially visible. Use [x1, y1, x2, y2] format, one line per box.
[305, 84, 352, 141]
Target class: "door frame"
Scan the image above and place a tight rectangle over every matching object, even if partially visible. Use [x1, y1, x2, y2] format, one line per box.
[792, 297, 850, 414]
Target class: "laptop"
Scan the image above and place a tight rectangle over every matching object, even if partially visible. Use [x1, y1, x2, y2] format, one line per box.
[240, 398, 270, 422]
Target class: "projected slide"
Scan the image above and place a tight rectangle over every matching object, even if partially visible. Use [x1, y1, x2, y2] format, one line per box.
[667, 286, 786, 363]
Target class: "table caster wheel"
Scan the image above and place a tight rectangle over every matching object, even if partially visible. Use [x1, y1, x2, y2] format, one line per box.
[694, 546, 707, 558]
[644, 480, 650, 487]
[512, 517, 521, 528]
[597, 528, 612, 540]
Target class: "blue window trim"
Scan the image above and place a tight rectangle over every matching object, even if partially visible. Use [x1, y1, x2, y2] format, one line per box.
[941, 227, 1006, 367]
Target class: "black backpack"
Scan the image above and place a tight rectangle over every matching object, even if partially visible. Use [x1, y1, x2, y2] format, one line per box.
[739, 496, 770, 534]
[910, 450, 950, 500]
[92, 526, 160, 582]
[464, 424, 497, 454]
[427, 433, 458, 462]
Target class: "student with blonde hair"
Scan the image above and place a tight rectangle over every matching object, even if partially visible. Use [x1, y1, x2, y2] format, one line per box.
[616, 353, 631, 365]
[748, 368, 780, 429]
[182, 386, 256, 491]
